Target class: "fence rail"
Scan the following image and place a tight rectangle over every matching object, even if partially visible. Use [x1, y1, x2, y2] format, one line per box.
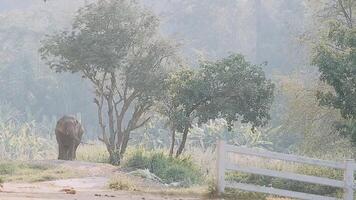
[216, 140, 356, 200]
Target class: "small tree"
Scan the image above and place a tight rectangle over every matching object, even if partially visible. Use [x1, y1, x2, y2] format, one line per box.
[40, 0, 175, 164]
[162, 54, 274, 157]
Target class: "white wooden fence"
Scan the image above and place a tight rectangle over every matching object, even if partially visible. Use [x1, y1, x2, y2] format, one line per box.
[216, 140, 356, 200]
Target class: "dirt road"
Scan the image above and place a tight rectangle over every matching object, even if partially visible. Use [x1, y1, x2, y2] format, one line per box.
[0, 161, 202, 200]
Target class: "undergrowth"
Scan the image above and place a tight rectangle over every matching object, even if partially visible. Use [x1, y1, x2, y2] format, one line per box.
[123, 148, 203, 186]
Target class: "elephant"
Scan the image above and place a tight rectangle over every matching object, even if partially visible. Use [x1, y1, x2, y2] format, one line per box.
[55, 115, 84, 160]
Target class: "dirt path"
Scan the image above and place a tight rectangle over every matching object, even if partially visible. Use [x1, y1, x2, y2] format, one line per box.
[0, 160, 202, 200]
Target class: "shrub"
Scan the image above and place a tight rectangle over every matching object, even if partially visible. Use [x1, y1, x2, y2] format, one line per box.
[123, 148, 150, 169]
[109, 175, 136, 191]
[0, 163, 17, 175]
[123, 148, 203, 185]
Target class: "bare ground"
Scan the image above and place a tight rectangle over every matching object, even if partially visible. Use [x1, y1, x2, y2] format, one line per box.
[0, 160, 203, 200]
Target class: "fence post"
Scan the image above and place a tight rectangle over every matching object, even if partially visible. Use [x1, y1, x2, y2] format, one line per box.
[344, 159, 354, 200]
[217, 140, 226, 195]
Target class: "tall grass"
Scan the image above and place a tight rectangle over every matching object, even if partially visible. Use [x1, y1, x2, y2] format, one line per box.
[76, 143, 109, 163]
[0, 121, 56, 160]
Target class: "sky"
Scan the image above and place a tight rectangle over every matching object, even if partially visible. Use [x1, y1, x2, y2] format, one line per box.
[0, 0, 32, 12]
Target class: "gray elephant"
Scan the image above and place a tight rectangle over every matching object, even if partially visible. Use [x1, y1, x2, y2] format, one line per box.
[55, 115, 84, 160]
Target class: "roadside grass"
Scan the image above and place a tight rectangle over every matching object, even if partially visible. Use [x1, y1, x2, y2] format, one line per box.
[108, 174, 137, 191]
[76, 143, 109, 163]
[107, 173, 290, 200]
[73, 145, 344, 199]
[0, 161, 85, 182]
[204, 154, 346, 200]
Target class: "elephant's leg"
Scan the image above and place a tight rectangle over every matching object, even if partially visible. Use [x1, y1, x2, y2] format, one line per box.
[68, 143, 75, 161]
[57, 141, 64, 160]
[62, 145, 69, 160]
[73, 143, 79, 160]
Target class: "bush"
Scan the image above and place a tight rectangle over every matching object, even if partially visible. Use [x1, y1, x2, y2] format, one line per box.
[0, 163, 16, 175]
[123, 148, 203, 185]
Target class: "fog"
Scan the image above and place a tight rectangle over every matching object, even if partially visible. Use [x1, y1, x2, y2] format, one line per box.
[0, 0, 353, 155]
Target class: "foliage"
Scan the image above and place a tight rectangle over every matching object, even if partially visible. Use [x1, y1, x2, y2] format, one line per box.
[123, 148, 203, 185]
[188, 119, 274, 150]
[269, 71, 355, 157]
[161, 54, 274, 156]
[130, 114, 171, 150]
[0, 120, 56, 160]
[311, 1, 356, 145]
[40, 0, 175, 165]
[313, 23, 356, 119]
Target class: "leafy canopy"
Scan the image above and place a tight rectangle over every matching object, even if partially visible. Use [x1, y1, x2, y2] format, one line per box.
[165, 54, 274, 131]
[40, 0, 175, 164]
[312, 23, 356, 119]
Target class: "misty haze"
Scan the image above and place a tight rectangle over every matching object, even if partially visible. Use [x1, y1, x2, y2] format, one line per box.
[0, 0, 355, 200]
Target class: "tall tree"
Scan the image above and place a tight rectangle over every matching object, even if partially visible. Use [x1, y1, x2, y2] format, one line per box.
[162, 54, 274, 157]
[312, 0, 356, 143]
[40, 0, 175, 164]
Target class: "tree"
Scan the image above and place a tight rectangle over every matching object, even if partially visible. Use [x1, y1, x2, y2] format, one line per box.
[313, 23, 355, 119]
[312, 0, 356, 144]
[40, 0, 175, 165]
[162, 54, 274, 157]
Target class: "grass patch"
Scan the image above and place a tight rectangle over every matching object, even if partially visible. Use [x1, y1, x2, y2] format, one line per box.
[0, 161, 84, 183]
[145, 186, 208, 198]
[76, 143, 110, 163]
[122, 148, 203, 185]
[224, 165, 343, 198]
[108, 175, 136, 191]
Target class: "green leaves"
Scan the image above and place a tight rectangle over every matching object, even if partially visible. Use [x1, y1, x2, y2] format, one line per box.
[163, 54, 274, 132]
[196, 54, 274, 127]
[40, 0, 176, 162]
[312, 22, 356, 119]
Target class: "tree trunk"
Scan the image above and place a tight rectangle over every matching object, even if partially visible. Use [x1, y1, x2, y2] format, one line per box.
[106, 94, 115, 148]
[176, 125, 189, 157]
[169, 129, 176, 157]
[120, 131, 130, 156]
[108, 149, 120, 165]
